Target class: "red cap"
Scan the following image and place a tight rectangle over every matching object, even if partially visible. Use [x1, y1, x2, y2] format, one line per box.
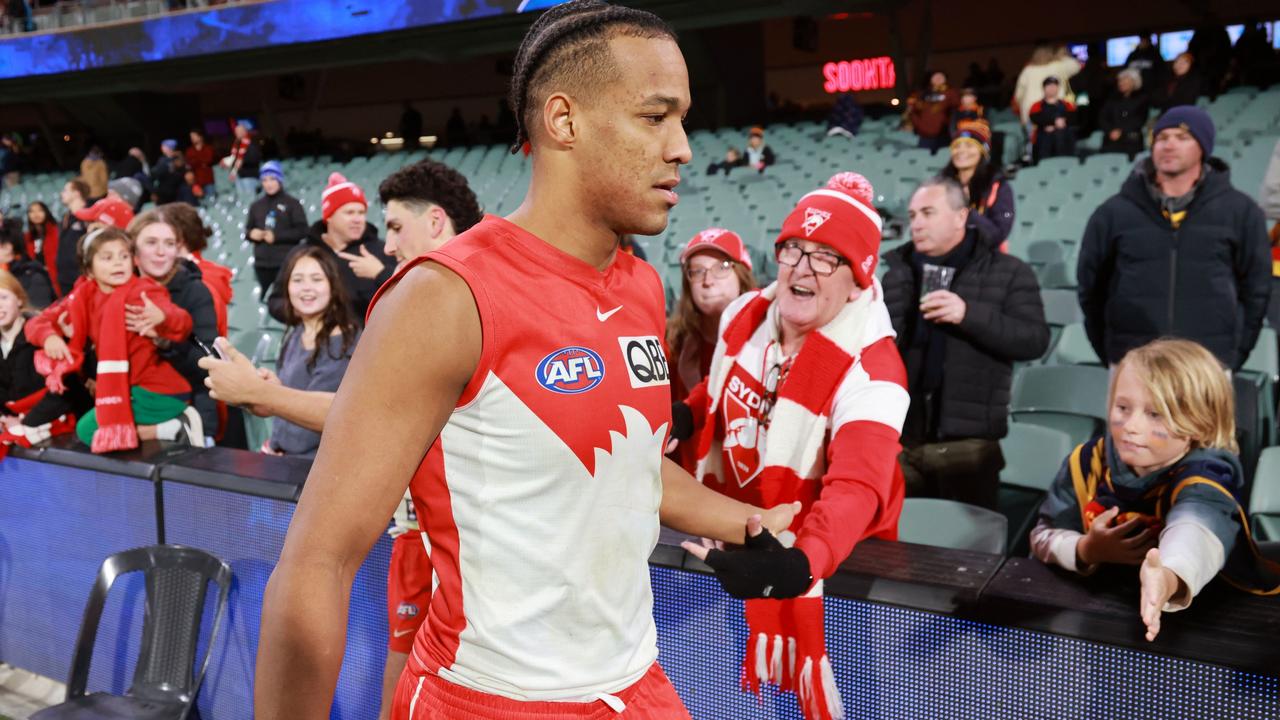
[73, 197, 134, 230]
[321, 172, 367, 221]
[679, 227, 753, 270]
[776, 172, 882, 288]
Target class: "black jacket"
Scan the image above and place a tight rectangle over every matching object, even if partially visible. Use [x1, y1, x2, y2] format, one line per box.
[7, 259, 53, 309]
[159, 260, 219, 435]
[55, 212, 87, 297]
[0, 319, 43, 412]
[245, 190, 309, 270]
[152, 155, 183, 205]
[1077, 159, 1271, 370]
[1100, 91, 1152, 142]
[267, 222, 393, 324]
[883, 227, 1050, 441]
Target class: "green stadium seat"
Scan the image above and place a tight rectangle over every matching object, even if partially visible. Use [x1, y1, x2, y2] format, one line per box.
[1040, 288, 1082, 327]
[1244, 327, 1279, 383]
[1047, 323, 1101, 366]
[1000, 423, 1074, 492]
[1250, 447, 1280, 541]
[898, 498, 1008, 555]
[1010, 364, 1109, 445]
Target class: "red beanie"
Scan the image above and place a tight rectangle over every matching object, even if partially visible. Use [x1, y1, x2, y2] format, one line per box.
[775, 171, 882, 288]
[321, 172, 367, 221]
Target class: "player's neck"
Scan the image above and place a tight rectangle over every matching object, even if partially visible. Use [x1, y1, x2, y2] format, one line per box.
[507, 174, 618, 272]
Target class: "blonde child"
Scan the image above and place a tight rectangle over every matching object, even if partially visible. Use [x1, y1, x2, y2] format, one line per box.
[1031, 338, 1278, 641]
[25, 226, 199, 452]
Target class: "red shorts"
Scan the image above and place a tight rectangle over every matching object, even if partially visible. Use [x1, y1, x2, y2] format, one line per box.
[392, 663, 690, 720]
[387, 531, 433, 654]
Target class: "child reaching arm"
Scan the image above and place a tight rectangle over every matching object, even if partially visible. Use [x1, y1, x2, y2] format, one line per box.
[1030, 338, 1273, 641]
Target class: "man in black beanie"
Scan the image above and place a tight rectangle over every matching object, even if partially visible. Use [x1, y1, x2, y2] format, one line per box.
[1078, 105, 1271, 371]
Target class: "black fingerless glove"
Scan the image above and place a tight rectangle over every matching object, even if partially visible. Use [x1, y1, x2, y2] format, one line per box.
[670, 401, 694, 441]
[703, 527, 813, 599]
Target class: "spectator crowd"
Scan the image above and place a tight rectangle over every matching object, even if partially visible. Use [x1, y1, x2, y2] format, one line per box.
[0, 16, 1279, 715]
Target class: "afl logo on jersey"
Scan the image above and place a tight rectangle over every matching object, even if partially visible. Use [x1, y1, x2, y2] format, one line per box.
[536, 346, 605, 394]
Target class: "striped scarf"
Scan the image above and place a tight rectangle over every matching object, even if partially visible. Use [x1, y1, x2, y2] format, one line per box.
[693, 282, 876, 720]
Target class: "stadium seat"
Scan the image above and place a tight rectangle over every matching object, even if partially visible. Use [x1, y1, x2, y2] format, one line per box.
[898, 498, 1008, 555]
[997, 422, 1075, 555]
[31, 545, 231, 720]
[1010, 364, 1109, 445]
[1041, 288, 1083, 327]
[1046, 323, 1101, 366]
[1244, 327, 1279, 384]
[1000, 423, 1075, 492]
[1250, 447, 1280, 541]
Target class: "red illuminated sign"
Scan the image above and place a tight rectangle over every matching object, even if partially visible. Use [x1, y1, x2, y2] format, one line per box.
[822, 56, 896, 93]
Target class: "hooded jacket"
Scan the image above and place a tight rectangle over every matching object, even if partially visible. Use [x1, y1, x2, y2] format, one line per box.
[1077, 158, 1271, 369]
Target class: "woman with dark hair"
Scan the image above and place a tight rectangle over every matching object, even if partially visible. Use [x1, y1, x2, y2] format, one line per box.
[0, 230, 53, 309]
[264, 245, 360, 457]
[666, 228, 757, 470]
[24, 201, 59, 294]
[940, 118, 1016, 244]
[668, 228, 757, 403]
[157, 202, 233, 336]
[185, 129, 216, 200]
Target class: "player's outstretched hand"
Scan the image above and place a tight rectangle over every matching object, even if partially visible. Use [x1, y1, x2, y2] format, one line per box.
[682, 515, 812, 599]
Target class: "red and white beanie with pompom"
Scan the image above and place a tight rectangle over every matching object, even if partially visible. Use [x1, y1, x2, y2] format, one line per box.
[321, 172, 367, 222]
[776, 171, 882, 288]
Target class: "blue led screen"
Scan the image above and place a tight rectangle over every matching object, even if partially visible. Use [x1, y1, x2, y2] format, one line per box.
[652, 569, 1280, 719]
[0, 457, 1277, 719]
[0, 458, 157, 686]
[0, 0, 568, 81]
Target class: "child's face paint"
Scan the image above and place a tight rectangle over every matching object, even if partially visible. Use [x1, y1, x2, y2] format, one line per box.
[1109, 364, 1191, 476]
[91, 240, 135, 290]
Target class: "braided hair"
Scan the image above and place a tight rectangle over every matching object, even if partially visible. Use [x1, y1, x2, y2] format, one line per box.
[508, 0, 675, 154]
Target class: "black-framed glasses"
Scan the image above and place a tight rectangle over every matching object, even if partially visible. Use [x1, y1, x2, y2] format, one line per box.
[776, 241, 847, 276]
[686, 259, 735, 282]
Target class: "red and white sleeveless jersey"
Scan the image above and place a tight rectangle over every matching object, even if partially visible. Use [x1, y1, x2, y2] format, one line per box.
[381, 216, 674, 702]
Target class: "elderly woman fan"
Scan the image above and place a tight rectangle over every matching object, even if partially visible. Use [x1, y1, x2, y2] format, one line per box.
[680, 172, 910, 720]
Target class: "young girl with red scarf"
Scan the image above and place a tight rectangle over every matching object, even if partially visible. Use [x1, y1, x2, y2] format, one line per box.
[24, 226, 197, 452]
[680, 173, 910, 720]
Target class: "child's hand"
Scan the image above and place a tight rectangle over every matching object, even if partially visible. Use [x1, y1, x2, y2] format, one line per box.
[43, 335, 70, 361]
[57, 311, 74, 339]
[1139, 548, 1186, 641]
[125, 293, 165, 338]
[1076, 506, 1158, 566]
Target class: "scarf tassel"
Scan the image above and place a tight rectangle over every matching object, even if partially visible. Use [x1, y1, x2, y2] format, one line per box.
[91, 422, 138, 454]
[743, 632, 844, 720]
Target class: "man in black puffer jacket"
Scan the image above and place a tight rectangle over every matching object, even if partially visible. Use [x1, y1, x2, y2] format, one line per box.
[1078, 106, 1270, 371]
[884, 176, 1049, 509]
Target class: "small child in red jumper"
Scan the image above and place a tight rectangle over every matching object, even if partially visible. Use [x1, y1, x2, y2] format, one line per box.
[25, 226, 200, 451]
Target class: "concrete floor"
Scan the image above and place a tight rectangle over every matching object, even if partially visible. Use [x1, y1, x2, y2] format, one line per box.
[0, 664, 62, 719]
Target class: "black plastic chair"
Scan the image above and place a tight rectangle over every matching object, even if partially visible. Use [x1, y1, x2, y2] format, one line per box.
[32, 545, 232, 720]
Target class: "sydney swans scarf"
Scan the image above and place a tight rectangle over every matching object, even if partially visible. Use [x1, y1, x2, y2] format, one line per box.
[693, 283, 875, 720]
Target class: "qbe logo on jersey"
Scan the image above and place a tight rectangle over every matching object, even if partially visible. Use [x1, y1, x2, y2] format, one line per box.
[618, 336, 670, 389]
[536, 346, 605, 394]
